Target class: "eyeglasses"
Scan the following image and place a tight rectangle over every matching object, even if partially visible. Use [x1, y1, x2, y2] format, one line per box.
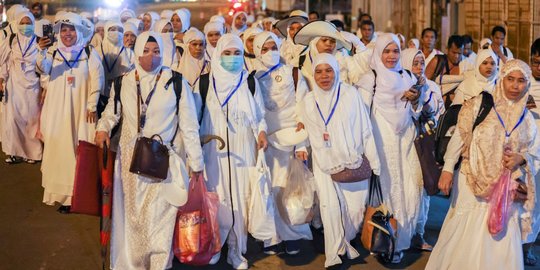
[532, 60, 540, 67]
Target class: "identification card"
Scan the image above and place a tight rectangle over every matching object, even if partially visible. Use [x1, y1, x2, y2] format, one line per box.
[66, 75, 76, 88]
[323, 131, 331, 148]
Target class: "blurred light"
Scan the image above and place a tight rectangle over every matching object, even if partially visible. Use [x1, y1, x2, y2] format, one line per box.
[105, 0, 123, 8]
[233, 2, 242, 8]
[228, 10, 234, 16]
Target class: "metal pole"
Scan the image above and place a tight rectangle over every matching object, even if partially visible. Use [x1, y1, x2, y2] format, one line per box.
[306, 0, 309, 14]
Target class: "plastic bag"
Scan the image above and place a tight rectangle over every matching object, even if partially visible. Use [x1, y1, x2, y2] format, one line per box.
[173, 174, 221, 265]
[487, 145, 516, 235]
[248, 149, 277, 241]
[281, 159, 315, 225]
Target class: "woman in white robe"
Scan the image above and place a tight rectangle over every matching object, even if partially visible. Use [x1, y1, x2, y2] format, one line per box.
[198, 33, 268, 270]
[203, 21, 224, 61]
[0, 10, 42, 163]
[231, 12, 248, 36]
[428, 59, 540, 270]
[95, 31, 204, 270]
[153, 19, 177, 69]
[142, 12, 159, 32]
[173, 28, 210, 88]
[171, 9, 190, 45]
[252, 31, 313, 255]
[400, 48, 445, 251]
[90, 20, 105, 49]
[122, 22, 138, 70]
[277, 12, 308, 66]
[97, 21, 132, 114]
[242, 27, 262, 73]
[36, 12, 104, 210]
[356, 33, 423, 263]
[452, 49, 498, 105]
[296, 53, 381, 268]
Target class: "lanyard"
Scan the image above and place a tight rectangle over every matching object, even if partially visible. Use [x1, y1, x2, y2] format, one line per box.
[58, 49, 85, 69]
[308, 51, 313, 63]
[135, 69, 162, 129]
[257, 63, 281, 80]
[191, 60, 208, 87]
[315, 83, 341, 130]
[205, 49, 211, 60]
[212, 72, 244, 108]
[16, 35, 35, 58]
[493, 104, 527, 138]
[102, 45, 125, 73]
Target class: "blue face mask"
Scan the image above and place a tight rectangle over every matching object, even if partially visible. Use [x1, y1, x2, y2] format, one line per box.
[18, 24, 34, 36]
[220, 55, 243, 73]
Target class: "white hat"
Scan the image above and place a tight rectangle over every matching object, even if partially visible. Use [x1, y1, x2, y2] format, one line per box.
[53, 12, 92, 38]
[293, 20, 352, 51]
[268, 128, 308, 152]
[275, 10, 308, 38]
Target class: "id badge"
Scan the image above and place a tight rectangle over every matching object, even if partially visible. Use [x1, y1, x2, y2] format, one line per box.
[323, 131, 331, 148]
[66, 75, 76, 88]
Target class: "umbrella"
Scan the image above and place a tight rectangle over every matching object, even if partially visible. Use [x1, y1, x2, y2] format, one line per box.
[99, 143, 115, 270]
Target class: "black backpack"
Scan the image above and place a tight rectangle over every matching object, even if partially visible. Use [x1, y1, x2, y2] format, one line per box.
[434, 91, 494, 166]
[198, 71, 257, 118]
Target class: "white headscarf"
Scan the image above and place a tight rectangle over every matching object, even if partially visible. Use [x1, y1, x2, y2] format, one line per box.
[457, 48, 498, 99]
[203, 21, 224, 58]
[126, 18, 142, 32]
[124, 22, 139, 36]
[134, 31, 164, 90]
[101, 21, 125, 73]
[178, 28, 208, 86]
[231, 12, 248, 35]
[302, 37, 336, 78]
[341, 31, 366, 54]
[409, 38, 420, 50]
[366, 33, 416, 134]
[54, 12, 87, 56]
[143, 12, 160, 32]
[173, 9, 190, 33]
[211, 33, 244, 100]
[79, 12, 93, 21]
[153, 19, 175, 67]
[6, 5, 28, 35]
[480, 38, 492, 49]
[120, 9, 136, 21]
[312, 53, 341, 118]
[160, 10, 174, 20]
[242, 27, 263, 54]
[103, 21, 123, 46]
[253, 31, 281, 72]
[210, 15, 225, 24]
[80, 18, 95, 44]
[12, 10, 36, 66]
[400, 48, 422, 71]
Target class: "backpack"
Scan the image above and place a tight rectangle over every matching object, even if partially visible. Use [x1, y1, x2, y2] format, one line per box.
[434, 91, 494, 166]
[112, 70, 183, 116]
[198, 71, 257, 118]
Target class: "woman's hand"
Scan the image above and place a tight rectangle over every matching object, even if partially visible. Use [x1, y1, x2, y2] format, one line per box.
[503, 152, 525, 171]
[258, 131, 268, 151]
[38, 37, 52, 50]
[87, 110, 97, 123]
[296, 122, 305, 131]
[295, 151, 308, 161]
[403, 88, 420, 102]
[95, 131, 110, 149]
[438, 171, 454, 196]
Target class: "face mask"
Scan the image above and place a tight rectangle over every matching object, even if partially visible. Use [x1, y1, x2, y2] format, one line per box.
[220, 55, 243, 73]
[138, 54, 161, 72]
[261, 50, 280, 68]
[107, 30, 123, 44]
[18, 24, 34, 36]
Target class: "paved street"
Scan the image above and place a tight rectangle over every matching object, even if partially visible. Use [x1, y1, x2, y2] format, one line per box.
[1, 148, 539, 270]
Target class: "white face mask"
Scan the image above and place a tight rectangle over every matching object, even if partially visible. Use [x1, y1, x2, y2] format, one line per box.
[261, 50, 280, 68]
[107, 30, 123, 44]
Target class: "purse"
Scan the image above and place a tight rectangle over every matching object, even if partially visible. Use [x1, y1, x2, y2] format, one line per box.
[413, 119, 442, 195]
[330, 154, 372, 182]
[360, 174, 398, 263]
[128, 70, 173, 181]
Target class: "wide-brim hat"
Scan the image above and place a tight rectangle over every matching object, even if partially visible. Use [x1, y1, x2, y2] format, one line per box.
[275, 14, 308, 38]
[268, 127, 308, 152]
[293, 20, 352, 51]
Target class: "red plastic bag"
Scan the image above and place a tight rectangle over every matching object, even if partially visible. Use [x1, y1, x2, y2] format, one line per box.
[173, 174, 221, 265]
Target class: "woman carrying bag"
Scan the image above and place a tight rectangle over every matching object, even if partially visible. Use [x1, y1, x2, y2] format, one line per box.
[95, 31, 204, 270]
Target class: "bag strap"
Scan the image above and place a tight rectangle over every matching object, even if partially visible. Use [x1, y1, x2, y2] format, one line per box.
[292, 67, 299, 92]
[298, 54, 306, 70]
[247, 70, 256, 96]
[472, 91, 494, 130]
[8, 33, 15, 49]
[369, 69, 377, 114]
[503, 47, 508, 57]
[368, 175, 383, 206]
[165, 71, 183, 146]
[113, 75, 123, 114]
[199, 73, 210, 122]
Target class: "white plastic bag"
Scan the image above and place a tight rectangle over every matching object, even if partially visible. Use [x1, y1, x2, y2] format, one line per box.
[282, 159, 315, 225]
[248, 149, 277, 241]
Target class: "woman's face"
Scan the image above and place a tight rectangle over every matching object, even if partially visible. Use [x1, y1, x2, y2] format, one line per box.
[142, 41, 160, 57]
[221, 48, 241, 56]
[314, 63, 335, 91]
[19, 16, 32, 25]
[288, 22, 302, 38]
[60, 24, 77, 47]
[245, 35, 255, 54]
[261, 40, 278, 54]
[207, 31, 221, 47]
[123, 32, 137, 49]
[381, 42, 400, 69]
[407, 40, 416, 49]
[143, 14, 152, 31]
[478, 56, 496, 78]
[411, 54, 425, 76]
[234, 14, 247, 29]
[503, 70, 528, 101]
[316, 37, 336, 54]
[189, 40, 205, 59]
[171, 14, 183, 33]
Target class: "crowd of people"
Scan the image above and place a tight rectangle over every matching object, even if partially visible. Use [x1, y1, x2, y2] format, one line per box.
[0, 3, 540, 270]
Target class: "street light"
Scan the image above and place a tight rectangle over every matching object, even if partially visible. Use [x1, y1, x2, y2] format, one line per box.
[104, 0, 123, 8]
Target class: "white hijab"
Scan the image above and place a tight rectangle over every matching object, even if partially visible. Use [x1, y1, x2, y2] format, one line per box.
[143, 12, 160, 32]
[134, 31, 164, 92]
[365, 33, 416, 134]
[12, 10, 37, 67]
[173, 9, 190, 33]
[242, 27, 263, 55]
[302, 37, 337, 78]
[253, 31, 281, 72]
[231, 12, 247, 35]
[178, 28, 208, 86]
[210, 33, 244, 101]
[203, 21, 224, 58]
[312, 53, 341, 115]
[55, 13, 87, 56]
[457, 48, 498, 98]
[101, 21, 125, 73]
[153, 19, 175, 67]
[120, 9, 136, 22]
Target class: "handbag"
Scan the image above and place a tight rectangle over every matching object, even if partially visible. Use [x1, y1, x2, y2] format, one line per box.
[330, 154, 372, 182]
[413, 119, 442, 195]
[128, 70, 173, 181]
[71, 140, 100, 216]
[360, 174, 398, 263]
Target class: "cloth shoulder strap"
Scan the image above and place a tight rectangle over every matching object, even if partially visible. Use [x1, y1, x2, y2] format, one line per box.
[8, 33, 15, 49]
[370, 69, 377, 114]
[432, 54, 448, 80]
[472, 91, 494, 130]
[176, 46, 184, 58]
[298, 54, 306, 70]
[247, 70, 256, 96]
[292, 66, 299, 92]
[503, 47, 508, 57]
[165, 70, 184, 115]
[199, 73, 210, 120]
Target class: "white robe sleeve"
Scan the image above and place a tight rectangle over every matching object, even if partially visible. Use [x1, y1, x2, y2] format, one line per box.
[178, 79, 204, 172]
[356, 90, 381, 175]
[87, 49, 105, 112]
[96, 81, 121, 134]
[252, 79, 268, 134]
[442, 128, 464, 173]
[294, 71, 309, 124]
[36, 48, 52, 76]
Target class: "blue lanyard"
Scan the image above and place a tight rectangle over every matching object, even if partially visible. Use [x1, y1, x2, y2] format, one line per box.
[58, 49, 85, 69]
[493, 104, 527, 138]
[308, 51, 313, 63]
[205, 50, 211, 60]
[212, 72, 244, 108]
[315, 83, 341, 130]
[257, 63, 281, 80]
[102, 45, 125, 73]
[16, 35, 35, 58]
[423, 91, 433, 106]
[191, 60, 208, 87]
